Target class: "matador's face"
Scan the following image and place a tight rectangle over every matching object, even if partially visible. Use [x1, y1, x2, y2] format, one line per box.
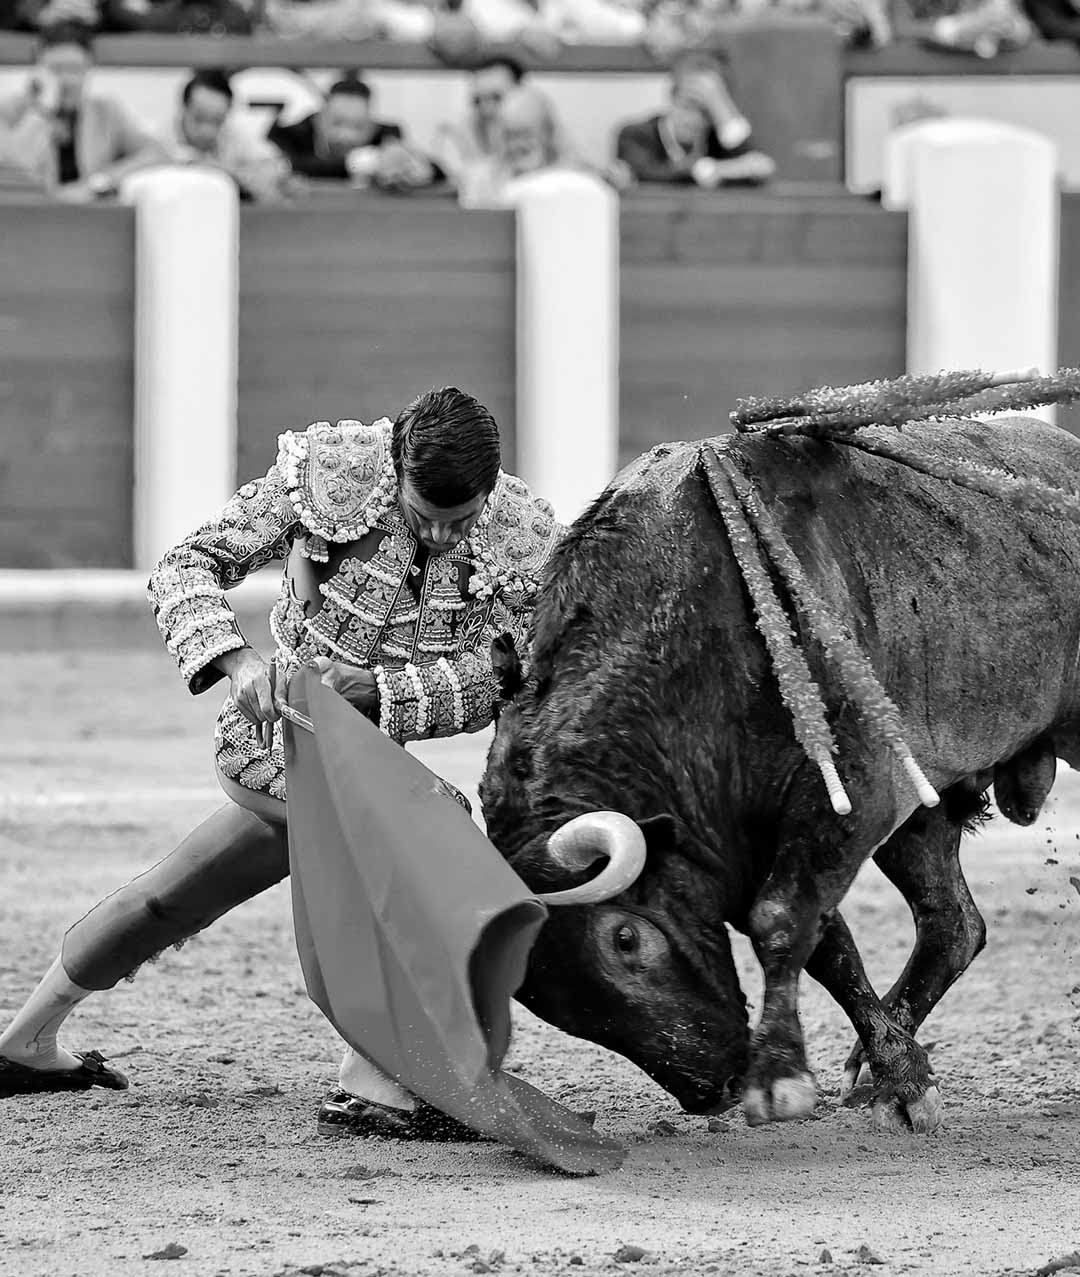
[397, 478, 488, 556]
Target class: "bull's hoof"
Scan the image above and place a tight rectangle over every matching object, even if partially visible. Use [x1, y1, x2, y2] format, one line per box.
[871, 1085, 944, 1135]
[841, 1042, 942, 1135]
[742, 1072, 817, 1126]
[840, 1060, 874, 1107]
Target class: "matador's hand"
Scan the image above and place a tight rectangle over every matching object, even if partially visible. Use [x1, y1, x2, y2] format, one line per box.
[309, 656, 380, 720]
[217, 646, 280, 746]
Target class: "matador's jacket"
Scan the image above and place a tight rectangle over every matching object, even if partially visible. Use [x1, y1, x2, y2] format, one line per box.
[147, 418, 565, 804]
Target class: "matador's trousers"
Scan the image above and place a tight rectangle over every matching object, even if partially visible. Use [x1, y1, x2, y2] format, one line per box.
[62, 804, 291, 990]
[61, 764, 473, 991]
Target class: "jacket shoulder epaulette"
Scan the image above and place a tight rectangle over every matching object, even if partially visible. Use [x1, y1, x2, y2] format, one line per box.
[276, 418, 394, 543]
[471, 472, 564, 597]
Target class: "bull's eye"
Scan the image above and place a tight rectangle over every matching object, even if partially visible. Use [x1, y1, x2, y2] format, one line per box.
[614, 924, 638, 954]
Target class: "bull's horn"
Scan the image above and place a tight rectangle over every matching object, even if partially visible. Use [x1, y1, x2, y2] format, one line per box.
[534, 811, 647, 906]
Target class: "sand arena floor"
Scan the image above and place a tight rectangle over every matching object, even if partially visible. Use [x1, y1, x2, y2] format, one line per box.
[0, 652, 1078, 1277]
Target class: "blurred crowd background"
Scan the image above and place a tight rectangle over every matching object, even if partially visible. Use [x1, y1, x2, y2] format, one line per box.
[1, 0, 1079, 206]
[3, 0, 1080, 56]
[0, 29, 782, 202]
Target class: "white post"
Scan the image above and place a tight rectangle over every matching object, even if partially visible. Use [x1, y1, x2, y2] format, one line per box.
[122, 167, 239, 570]
[508, 169, 619, 524]
[883, 118, 1059, 422]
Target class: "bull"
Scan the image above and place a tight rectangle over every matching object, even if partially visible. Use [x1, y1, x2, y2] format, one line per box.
[479, 410, 1080, 1134]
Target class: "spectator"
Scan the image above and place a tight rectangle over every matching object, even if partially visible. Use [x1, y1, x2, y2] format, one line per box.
[439, 59, 630, 198]
[463, 0, 646, 46]
[817, 0, 894, 48]
[642, 0, 739, 60]
[264, 0, 473, 45]
[151, 69, 287, 202]
[268, 73, 442, 190]
[457, 83, 580, 208]
[433, 55, 525, 185]
[1022, 0, 1080, 44]
[102, 0, 255, 35]
[0, 24, 163, 198]
[9, 0, 105, 33]
[615, 52, 775, 188]
[920, 0, 1035, 53]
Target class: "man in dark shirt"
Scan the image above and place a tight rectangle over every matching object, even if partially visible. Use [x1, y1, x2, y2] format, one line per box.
[616, 52, 775, 189]
[268, 73, 440, 189]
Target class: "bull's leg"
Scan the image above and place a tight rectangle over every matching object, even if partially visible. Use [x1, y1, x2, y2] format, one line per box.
[805, 909, 942, 1134]
[838, 799, 986, 1122]
[741, 788, 896, 1127]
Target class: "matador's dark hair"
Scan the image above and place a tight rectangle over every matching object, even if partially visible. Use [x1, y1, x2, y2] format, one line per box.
[391, 387, 501, 507]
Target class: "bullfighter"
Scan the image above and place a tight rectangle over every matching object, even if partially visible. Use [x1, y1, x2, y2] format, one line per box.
[0, 385, 565, 1140]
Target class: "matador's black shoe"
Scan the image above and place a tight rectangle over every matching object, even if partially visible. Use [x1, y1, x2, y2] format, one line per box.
[0, 1050, 129, 1098]
[316, 1089, 491, 1142]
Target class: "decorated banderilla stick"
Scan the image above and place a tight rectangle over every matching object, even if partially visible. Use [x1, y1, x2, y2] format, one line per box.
[701, 447, 852, 817]
[714, 451, 939, 810]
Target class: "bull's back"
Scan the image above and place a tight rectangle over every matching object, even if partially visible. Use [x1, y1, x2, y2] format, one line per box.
[727, 416, 1080, 773]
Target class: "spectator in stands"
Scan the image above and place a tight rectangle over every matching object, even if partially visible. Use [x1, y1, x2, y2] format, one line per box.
[103, 0, 254, 33]
[465, 0, 647, 47]
[441, 59, 630, 200]
[825, 0, 1036, 52]
[0, 24, 163, 198]
[920, 0, 1035, 54]
[456, 83, 592, 207]
[615, 52, 775, 189]
[1022, 0, 1080, 45]
[268, 73, 443, 190]
[264, 0, 479, 47]
[151, 69, 287, 202]
[8, 0, 106, 33]
[817, 0, 894, 48]
[433, 55, 524, 186]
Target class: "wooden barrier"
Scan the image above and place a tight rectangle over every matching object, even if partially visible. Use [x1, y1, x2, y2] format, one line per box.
[1059, 193, 1080, 437]
[0, 201, 135, 568]
[619, 189, 908, 464]
[1, 190, 1077, 570]
[235, 197, 516, 480]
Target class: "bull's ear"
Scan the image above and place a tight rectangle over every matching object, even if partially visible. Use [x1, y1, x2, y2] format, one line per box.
[490, 632, 524, 701]
[637, 814, 681, 853]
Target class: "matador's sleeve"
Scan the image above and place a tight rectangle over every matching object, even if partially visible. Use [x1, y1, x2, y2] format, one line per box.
[374, 592, 532, 744]
[147, 462, 301, 694]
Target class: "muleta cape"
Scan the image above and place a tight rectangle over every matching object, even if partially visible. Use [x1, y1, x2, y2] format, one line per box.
[283, 670, 626, 1176]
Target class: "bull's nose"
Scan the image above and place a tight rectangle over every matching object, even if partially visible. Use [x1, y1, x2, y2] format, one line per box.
[676, 1075, 743, 1115]
[701, 1076, 744, 1116]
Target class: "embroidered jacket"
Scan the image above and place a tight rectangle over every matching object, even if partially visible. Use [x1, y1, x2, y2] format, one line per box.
[148, 418, 564, 801]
